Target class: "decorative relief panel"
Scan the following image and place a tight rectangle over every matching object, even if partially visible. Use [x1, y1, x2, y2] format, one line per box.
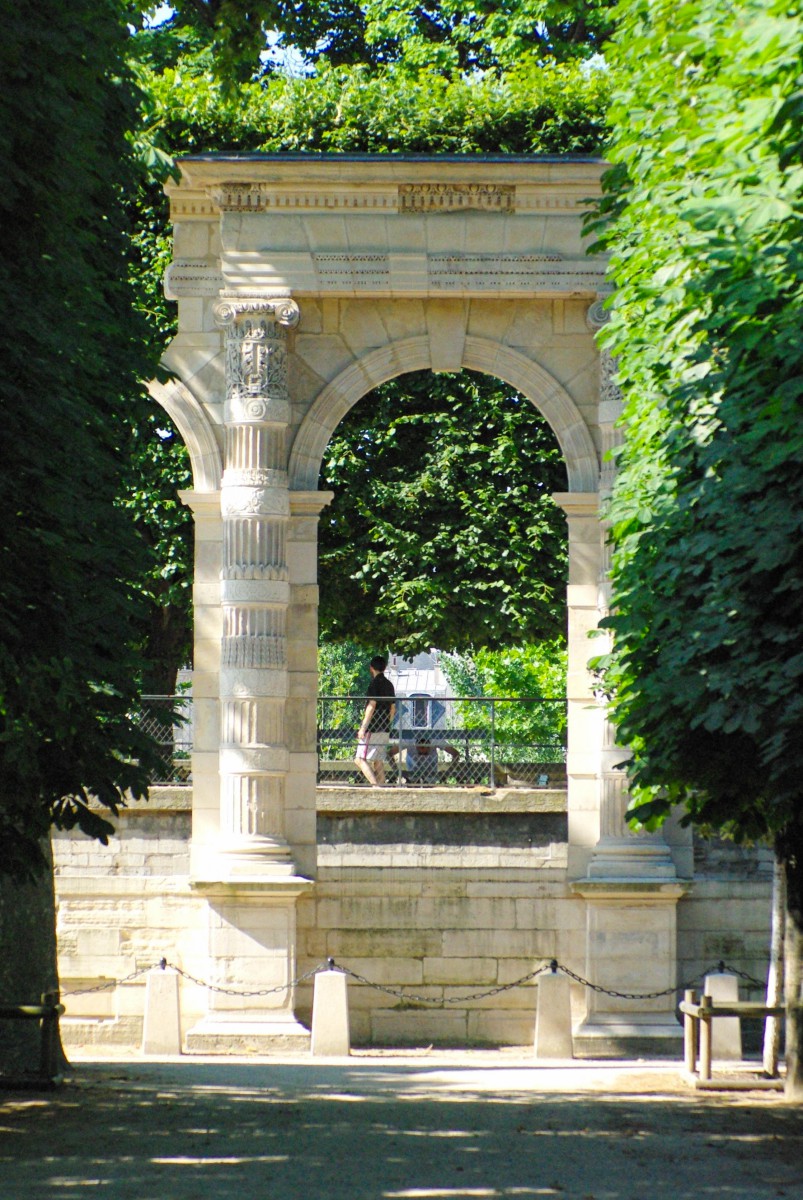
[225, 324, 287, 412]
[399, 183, 515, 213]
[164, 259, 223, 299]
[313, 254, 391, 290]
[428, 253, 588, 292]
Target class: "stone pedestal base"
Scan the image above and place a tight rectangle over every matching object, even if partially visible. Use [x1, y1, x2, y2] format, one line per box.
[185, 1015, 310, 1054]
[571, 879, 690, 1058]
[186, 873, 314, 1055]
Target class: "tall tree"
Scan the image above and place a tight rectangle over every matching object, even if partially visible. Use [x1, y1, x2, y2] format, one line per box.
[0, 0, 162, 1070]
[593, 0, 803, 1097]
[155, 0, 616, 75]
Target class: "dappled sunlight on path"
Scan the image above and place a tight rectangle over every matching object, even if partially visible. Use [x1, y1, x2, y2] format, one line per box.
[0, 1054, 800, 1199]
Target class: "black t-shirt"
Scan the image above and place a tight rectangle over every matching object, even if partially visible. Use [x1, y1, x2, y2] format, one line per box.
[366, 672, 395, 732]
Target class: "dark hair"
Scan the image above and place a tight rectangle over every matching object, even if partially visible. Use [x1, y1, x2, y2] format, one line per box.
[370, 655, 387, 672]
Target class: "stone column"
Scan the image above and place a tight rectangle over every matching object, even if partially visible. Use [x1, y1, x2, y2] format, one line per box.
[569, 299, 688, 1058]
[185, 295, 313, 1052]
[214, 294, 300, 876]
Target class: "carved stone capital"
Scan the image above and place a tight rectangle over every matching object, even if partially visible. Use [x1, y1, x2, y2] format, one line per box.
[213, 296, 300, 329]
[586, 298, 610, 332]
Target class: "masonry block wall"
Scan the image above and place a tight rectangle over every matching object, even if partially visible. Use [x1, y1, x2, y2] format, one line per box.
[53, 789, 773, 1050]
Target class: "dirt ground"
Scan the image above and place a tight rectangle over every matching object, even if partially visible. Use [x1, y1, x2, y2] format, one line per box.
[0, 1049, 801, 1200]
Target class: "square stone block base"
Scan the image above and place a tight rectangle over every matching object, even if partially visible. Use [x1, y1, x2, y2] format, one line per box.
[185, 1015, 310, 1054]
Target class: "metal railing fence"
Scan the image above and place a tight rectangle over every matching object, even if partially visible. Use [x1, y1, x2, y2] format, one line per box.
[132, 694, 568, 788]
[318, 694, 567, 788]
[134, 695, 193, 785]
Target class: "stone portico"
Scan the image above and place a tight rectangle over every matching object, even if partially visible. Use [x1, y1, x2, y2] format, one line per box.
[54, 155, 771, 1054]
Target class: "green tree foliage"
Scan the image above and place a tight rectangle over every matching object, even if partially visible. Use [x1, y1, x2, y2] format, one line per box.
[135, 41, 611, 155]
[317, 640, 372, 697]
[0, 0, 164, 879]
[594, 0, 803, 1094]
[159, 0, 616, 76]
[319, 372, 568, 655]
[442, 642, 567, 753]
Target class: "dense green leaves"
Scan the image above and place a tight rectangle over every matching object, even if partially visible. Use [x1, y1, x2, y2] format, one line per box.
[594, 0, 803, 850]
[157, 0, 616, 75]
[0, 0, 165, 877]
[135, 45, 611, 155]
[319, 372, 568, 654]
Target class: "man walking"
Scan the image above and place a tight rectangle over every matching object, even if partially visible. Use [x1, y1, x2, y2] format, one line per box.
[354, 655, 396, 786]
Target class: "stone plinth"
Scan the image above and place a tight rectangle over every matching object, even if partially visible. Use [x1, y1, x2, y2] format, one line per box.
[184, 877, 313, 1053]
[571, 879, 690, 1057]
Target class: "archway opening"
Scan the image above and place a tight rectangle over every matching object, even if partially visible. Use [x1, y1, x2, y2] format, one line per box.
[315, 367, 569, 791]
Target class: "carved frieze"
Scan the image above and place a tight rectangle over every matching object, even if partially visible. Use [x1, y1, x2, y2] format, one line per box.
[399, 183, 515, 213]
[428, 253, 566, 291]
[164, 259, 223, 299]
[210, 182, 394, 212]
[313, 254, 391, 290]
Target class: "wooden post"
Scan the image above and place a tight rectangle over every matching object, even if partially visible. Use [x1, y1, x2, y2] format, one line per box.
[699, 993, 713, 1083]
[683, 989, 697, 1075]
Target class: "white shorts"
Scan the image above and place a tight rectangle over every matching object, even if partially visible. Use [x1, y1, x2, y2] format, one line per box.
[356, 731, 390, 762]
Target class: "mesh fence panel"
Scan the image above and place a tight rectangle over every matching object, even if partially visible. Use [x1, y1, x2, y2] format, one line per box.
[317, 695, 567, 787]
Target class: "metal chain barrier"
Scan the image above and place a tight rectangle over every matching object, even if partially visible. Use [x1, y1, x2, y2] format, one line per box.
[330, 959, 555, 1005]
[165, 960, 328, 998]
[61, 964, 158, 997]
[59, 955, 766, 1005]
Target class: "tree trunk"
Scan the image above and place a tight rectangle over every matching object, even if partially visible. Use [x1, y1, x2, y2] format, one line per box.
[0, 840, 66, 1081]
[763, 856, 785, 1077]
[782, 836, 803, 1101]
[141, 602, 192, 698]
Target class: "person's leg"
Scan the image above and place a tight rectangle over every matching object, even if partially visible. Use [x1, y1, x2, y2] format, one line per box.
[371, 733, 390, 786]
[355, 739, 378, 785]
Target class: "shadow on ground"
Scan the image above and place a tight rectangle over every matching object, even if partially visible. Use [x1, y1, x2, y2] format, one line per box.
[0, 1058, 801, 1200]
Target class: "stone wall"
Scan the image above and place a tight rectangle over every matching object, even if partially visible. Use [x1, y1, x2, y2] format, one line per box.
[53, 786, 774, 1050]
[54, 789, 208, 1046]
[296, 787, 579, 1046]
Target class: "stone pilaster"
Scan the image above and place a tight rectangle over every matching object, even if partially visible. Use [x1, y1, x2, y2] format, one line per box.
[214, 295, 300, 875]
[584, 298, 678, 881]
[568, 300, 688, 1058]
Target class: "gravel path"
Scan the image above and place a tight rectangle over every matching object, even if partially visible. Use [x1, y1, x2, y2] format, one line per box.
[0, 1051, 801, 1200]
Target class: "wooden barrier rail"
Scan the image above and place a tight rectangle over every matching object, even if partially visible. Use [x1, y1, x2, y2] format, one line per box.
[679, 989, 784, 1090]
[0, 991, 65, 1086]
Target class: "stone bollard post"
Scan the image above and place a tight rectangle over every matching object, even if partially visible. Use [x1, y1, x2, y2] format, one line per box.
[703, 969, 742, 1061]
[142, 963, 182, 1055]
[534, 967, 573, 1059]
[311, 968, 350, 1056]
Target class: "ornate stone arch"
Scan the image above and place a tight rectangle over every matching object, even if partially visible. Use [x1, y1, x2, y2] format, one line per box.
[147, 376, 223, 492]
[288, 336, 598, 493]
